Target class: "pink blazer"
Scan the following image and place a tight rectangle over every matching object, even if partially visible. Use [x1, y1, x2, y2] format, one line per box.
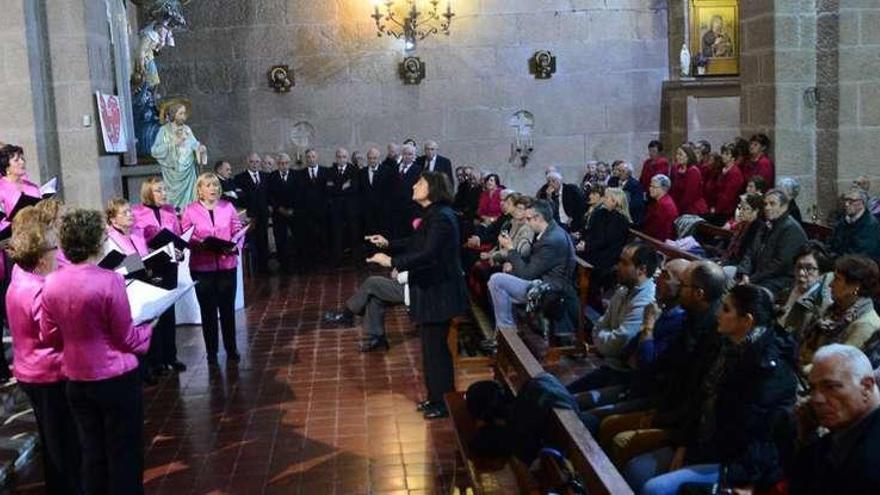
[104, 226, 149, 256]
[0, 177, 40, 217]
[6, 265, 64, 383]
[131, 203, 181, 243]
[40, 263, 152, 382]
[180, 200, 242, 272]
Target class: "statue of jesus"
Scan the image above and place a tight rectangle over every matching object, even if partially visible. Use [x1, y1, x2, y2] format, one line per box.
[150, 102, 207, 210]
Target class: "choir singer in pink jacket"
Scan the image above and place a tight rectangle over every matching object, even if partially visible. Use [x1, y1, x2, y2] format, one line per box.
[40, 209, 152, 494]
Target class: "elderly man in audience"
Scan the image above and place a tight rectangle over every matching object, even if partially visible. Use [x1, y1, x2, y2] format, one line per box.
[777, 176, 803, 223]
[487, 199, 575, 336]
[829, 188, 880, 260]
[613, 162, 645, 224]
[735, 189, 807, 292]
[779, 241, 834, 338]
[854, 174, 880, 218]
[642, 174, 678, 241]
[799, 254, 880, 368]
[626, 284, 797, 495]
[415, 140, 453, 184]
[537, 170, 586, 232]
[453, 165, 482, 226]
[791, 344, 880, 493]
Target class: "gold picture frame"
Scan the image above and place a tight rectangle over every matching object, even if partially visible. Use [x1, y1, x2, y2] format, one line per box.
[690, 0, 739, 76]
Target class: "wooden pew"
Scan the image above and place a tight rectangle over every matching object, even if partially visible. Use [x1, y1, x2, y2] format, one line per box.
[540, 256, 592, 365]
[802, 221, 833, 242]
[495, 329, 634, 495]
[629, 229, 703, 261]
[694, 221, 734, 258]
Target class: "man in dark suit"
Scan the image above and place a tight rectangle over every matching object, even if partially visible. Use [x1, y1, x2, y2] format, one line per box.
[381, 142, 401, 171]
[617, 161, 646, 224]
[268, 153, 297, 273]
[327, 148, 362, 267]
[487, 199, 575, 332]
[541, 171, 587, 232]
[415, 140, 454, 185]
[214, 160, 243, 208]
[791, 345, 880, 493]
[234, 152, 271, 274]
[389, 143, 423, 238]
[360, 147, 392, 239]
[293, 148, 328, 266]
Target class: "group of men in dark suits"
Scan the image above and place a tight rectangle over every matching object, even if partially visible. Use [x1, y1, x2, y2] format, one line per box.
[216, 142, 454, 273]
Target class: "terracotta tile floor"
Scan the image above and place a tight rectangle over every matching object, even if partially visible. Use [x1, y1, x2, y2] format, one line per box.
[11, 268, 491, 495]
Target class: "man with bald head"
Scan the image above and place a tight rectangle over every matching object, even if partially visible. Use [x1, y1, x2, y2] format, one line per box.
[792, 344, 880, 493]
[327, 147, 362, 267]
[382, 142, 401, 170]
[268, 153, 297, 273]
[235, 152, 271, 274]
[415, 140, 453, 185]
[360, 147, 392, 237]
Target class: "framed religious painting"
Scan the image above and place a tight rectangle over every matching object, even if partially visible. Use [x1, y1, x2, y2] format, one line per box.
[690, 0, 739, 76]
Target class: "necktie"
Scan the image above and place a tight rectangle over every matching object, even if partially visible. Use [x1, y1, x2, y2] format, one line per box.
[369, 168, 374, 185]
[281, 172, 287, 182]
[253, 172, 260, 185]
[399, 164, 406, 178]
[310, 168, 316, 180]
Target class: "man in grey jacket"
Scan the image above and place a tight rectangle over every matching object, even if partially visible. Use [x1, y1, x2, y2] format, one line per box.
[488, 199, 576, 332]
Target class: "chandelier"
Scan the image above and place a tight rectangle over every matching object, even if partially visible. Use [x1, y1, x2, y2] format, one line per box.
[371, 0, 455, 51]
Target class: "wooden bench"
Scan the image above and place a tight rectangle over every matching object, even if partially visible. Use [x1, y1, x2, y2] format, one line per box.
[802, 221, 833, 242]
[448, 315, 492, 370]
[629, 229, 703, 261]
[540, 256, 592, 365]
[494, 328, 634, 495]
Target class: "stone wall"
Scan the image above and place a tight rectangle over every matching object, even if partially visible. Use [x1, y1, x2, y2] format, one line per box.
[687, 95, 740, 146]
[159, 0, 669, 192]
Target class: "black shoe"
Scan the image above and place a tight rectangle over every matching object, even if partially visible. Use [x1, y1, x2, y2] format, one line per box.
[358, 336, 389, 352]
[423, 404, 449, 420]
[323, 309, 354, 327]
[169, 361, 187, 372]
[415, 400, 436, 412]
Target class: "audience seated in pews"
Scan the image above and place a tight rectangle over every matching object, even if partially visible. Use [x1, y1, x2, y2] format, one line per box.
[829, 188, 880, 260]
[452, 165, 481, 227]
[733, 189, 807, 292]
[791, 344, 880, 493]
[643, 175, 679, 241]
[779, 241, 834, 339]
[719, 193, 763, 265]
[537, 170, 586, 232]
[580, 161, 599, 191]
[613, 162, 646, 225]
[778, 176, 803, 224]
[576, 187, 633, 307]
[476, 173, 505, 225]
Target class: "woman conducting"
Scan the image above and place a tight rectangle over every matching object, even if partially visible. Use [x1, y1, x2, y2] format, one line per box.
[366, 171, 468, 419]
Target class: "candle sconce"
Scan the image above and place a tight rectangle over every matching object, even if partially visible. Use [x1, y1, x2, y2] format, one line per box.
[508, 110, 535, 167]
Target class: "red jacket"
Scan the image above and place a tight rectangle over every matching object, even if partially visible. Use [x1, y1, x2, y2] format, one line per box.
[639, 156, 671, 190]
[670, 165, 708, 215]
[643, 194, 679, 241]
[743, 154, 775, 187]
[712, 164, 745, 220]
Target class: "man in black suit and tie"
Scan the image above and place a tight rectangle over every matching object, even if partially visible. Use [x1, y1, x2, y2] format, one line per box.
[214, 160, 243, 208]
[268, 153, 297, 273]
[381, 142, 401, 171]
[390, 143, 423, 238]
[234, 152, 271, 274]
[327, 148, 362, 267]
[360, 147, 392, 238]
[415, 140, 454, 185]
[293, 148, 328, 266]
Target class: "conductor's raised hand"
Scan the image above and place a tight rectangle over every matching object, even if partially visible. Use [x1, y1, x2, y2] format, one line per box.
[365, 234, 389, 248]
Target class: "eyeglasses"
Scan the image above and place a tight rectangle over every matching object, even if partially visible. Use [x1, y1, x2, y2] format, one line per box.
[843, 198, 863, 204]
[796, 264, 820, 274]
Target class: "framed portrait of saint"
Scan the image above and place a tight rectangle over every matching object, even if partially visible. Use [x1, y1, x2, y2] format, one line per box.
[690, 0, 739, 76]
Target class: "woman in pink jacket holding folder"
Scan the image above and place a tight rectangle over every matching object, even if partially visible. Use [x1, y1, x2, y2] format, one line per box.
[41, 209, 152, 494]
[7, 208, 82, 494]
[181, 172, 244, 366]
[132, 177, 187, 374]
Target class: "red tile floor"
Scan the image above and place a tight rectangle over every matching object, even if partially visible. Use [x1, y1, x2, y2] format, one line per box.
[10, 268, 492, 495]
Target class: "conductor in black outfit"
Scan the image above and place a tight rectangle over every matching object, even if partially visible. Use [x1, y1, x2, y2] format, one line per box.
[293, 149, 328, 266]
[366, 171, 468, 419]
[327, 147, 362, 267]
[360, 147, 392, 238]
[234, 152, 271, 274]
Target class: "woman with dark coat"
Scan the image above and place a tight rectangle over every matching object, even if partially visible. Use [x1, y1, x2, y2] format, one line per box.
[367, 171, 469, 419]
[577, 187, 632, 305]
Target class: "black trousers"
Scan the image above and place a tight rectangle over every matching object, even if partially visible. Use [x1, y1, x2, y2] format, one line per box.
[147, 265, 179, 367]
[328, 199, 363, 266]
[272, 212, 296, 271]
[191, 269, 238, 358]
[295, 208, 328, 266]
[248, 217, 270, 273]
[420, 321, 455, 403]
[20, 381, 83, 495]
[66, 370, 143, 495]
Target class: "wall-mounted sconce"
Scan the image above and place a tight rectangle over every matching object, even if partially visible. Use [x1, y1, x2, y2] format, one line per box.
[400, 56, 425, 85]
[508, 110, 535, 167]
[529, 50, 556, 79]
[268, 65, 294, 93]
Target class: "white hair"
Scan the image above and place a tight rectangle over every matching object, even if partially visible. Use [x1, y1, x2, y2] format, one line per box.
[402, 143, 416, 155]
[500, 188, 516, 199]
[619, 161, 634, 175]
[547, 171, 563, 182]
[652, 174, 671, 190]
[813, 344, 875, 382]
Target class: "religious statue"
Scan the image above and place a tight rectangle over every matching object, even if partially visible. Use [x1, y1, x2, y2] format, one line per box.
[151, 101, 206, 210]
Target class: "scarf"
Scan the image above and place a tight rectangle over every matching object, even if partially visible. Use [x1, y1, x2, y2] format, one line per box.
[815, 297, 875, 341]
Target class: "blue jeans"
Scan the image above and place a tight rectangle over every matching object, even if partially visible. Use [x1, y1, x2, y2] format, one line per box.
[487, 272, 533, 328]
[625, 447, 720, 494]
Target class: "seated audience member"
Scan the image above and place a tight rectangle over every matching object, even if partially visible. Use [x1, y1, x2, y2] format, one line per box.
[735, 189, 807, 292]
[639, 140, 671, 190]
[578, 183, 605, 231]
[41, 209, 152, 494]
[854, 174, 880, 218]
[626, 284, 797, 495]
[581, 161, 598, 191]
[643, 174, 679, 241]
[600, 262, 726, 468]
[7, 208, 82, 494]
[487, 199, 575, 332]
[568, 243, 658, 394]
[800, 255, 880, 367]
[669, 144, 708, 215]
[615, 161, 646, 224]
[706, 143, 745, 224]
[595, 162, 611, 186]
[575, 259, 689, 432]
[745, 133, 775, 187]
[829, 188, 880, 260]
[780, 241, 834, 338]
[477, 173, 504, 225]
[538, 170, 586, 232]
[578, 188, 632, 300]
[606, 160, 623, 188]
[745, 175, 769, 195]
[777, 176, 803, 223]
[791, 344, 880, 493]
[720, 193, 764, 265]
[535, 165, 558, 198]
[453, 165, 482, 223]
